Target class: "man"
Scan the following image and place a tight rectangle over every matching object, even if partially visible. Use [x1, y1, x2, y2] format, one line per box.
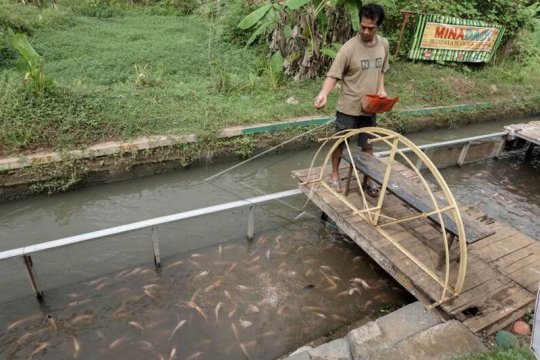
[314, 3, 389, 196]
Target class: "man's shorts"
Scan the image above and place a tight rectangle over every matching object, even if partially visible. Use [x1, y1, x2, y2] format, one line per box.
[334, 111, 377, 149]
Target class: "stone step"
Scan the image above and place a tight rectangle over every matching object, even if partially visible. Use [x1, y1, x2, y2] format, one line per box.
[347, 302, 442, 359]
[366, 320, 485, 360]
[283, 302, 485, 360]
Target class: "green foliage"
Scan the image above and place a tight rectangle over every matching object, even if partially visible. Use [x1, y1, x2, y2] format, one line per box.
[0, 8, 538, 156]
[232, 135, 255, 159]
[133, 63, 164, 88]
[67, 0, 125, 19]
[453, 346, 535, 360]
[0, 0, 73, 35]
[8, 31, 53, 94]
[236, 0, 362, 79]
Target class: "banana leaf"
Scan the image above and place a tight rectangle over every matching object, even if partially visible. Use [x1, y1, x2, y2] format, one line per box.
[238, 4, 272, 30]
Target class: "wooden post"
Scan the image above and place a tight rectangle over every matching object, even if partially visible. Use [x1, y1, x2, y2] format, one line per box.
[247, 205, 255, 241]
[395, 10, 415, 58]
[151, 226, 161, 268]
[22, 255, 43, 303]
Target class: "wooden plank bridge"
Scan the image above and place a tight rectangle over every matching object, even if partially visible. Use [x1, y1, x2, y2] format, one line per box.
[293, 151, 539, 335]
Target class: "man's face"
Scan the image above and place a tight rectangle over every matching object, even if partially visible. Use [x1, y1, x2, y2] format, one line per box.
[360, 17, 378, 42]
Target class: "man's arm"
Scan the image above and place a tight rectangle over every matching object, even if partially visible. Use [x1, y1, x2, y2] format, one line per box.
[314, 77, 337, 109]
[377, 72, 386, 98]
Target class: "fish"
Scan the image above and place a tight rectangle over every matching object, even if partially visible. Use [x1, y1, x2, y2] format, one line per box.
[128, 321, 144, 331]
[165, 260, 183, 269]
[168, 347, 177, 360]
[224, 290, 234, 302]
[231, 323, 239, 341]
[71, 313, 95, 325]
[320, 271, 337, 290]
[115, 269, 132, 279]
[362, 300, 373, 311]
[218, 245, 223, 259]
[194, 270, 210, 279]
[109, 288, 133, 297]
[257, 236, 268, 244]
[226, 262, 237, 273]
[246, 304, 259, 314]
[143, 284, 161, 291]
[188, 260, 201, 267]
[95, 281, 110, 291]
[109, 336, 127, 349]
[296, 245, 304, 253]
[228, 305, 238, 318]
[16, 332, 33, 345]
[67, 299, 92, 308]
[247, 264, 262, 272]
[351, 278, 372, 289]
[181, 301, 207, 320]
[191, 253, 206, 258]
[348, 288, 361, 296]
[239, 319, 252, 328]
[168, 319, 186, 340]
[215, 302, 223, 323]
[140, 269, 154, 275]
[266, 249, 271, 261]
[144, 289, 160, 302]
[89, 277, 109, 286]
[7, 314, 42, 331]
[190, 289, 201, 302]
[46, 314, 57, 334]
[73, 336, 80, 359]
[320, 265, 333, 272]
[256, 331, 276, 339]
[235, 284, 250, 291]
[352, 256, 362, 263]
[301, 306, 324, 313]
[302, 258, 317, 265]
[312, 312, 327, 319]
[125, 267, 142, 277]
[146, 320, 165, 329]
[204, 279, 223, 293]
[275, 235, 282, 244]
[331, 314, 348, 322]
[246, 256, 260, 265]
[239, 342, 251, 359]
[28, 342, 48, 359]
[138, 340, 153, 351]
[185, 352, 204, 360]
[335, 290, 349, 298]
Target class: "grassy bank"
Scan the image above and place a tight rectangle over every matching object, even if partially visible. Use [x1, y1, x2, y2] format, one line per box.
[1, 4, 539, 156]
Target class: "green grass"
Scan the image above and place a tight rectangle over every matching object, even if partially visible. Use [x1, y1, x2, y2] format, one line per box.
[455, 346, 535, 360]
[0, 5, 539, 155]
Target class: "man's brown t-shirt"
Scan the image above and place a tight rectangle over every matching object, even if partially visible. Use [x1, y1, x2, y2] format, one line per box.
[327, 34, 389, 116]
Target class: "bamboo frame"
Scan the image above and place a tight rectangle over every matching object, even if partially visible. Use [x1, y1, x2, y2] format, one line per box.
[301, 127, 468, 306]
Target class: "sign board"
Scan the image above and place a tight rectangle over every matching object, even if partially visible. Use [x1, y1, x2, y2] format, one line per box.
[531, 282, 540, 359]
[409, 14, 505, 63]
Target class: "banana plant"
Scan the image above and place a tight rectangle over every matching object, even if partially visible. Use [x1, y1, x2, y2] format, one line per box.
[238, 0, 364, 79]
[8, 31, 52, 95]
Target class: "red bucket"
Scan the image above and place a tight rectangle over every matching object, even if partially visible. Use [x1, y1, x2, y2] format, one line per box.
[361, 95, 399, 114]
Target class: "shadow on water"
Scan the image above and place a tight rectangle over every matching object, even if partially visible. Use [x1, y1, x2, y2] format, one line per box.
[0, 219, 412, 360]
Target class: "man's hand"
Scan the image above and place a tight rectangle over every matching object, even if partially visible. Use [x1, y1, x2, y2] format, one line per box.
[314, 93, 327, 109]
[377, 89, 387, 98]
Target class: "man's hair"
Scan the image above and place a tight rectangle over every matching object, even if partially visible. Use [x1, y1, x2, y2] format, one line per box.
[360, 3, 385, 26]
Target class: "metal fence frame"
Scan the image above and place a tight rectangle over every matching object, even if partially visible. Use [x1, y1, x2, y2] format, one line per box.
[0, 189, 302, 302]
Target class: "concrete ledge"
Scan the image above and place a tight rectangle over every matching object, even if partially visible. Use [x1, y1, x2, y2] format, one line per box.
[2, 97, 536, 173]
